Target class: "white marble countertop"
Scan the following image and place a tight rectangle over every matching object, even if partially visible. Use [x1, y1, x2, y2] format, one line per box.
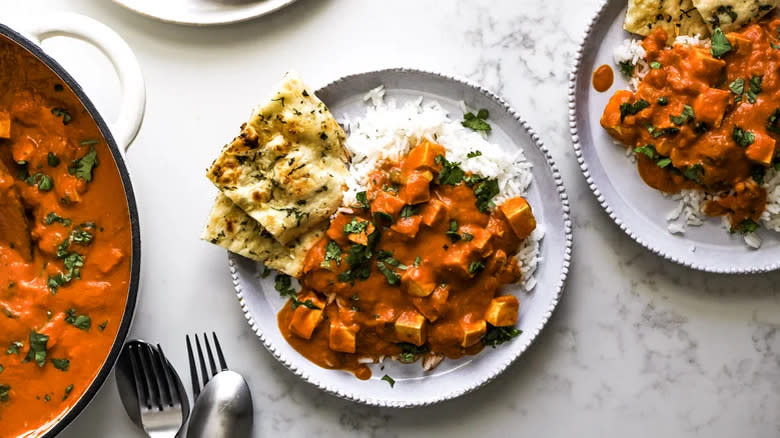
[5, 0, 780, 436]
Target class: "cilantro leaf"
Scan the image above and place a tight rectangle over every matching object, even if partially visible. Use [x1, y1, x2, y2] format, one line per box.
[619, 99, 650, 122]
[381, 374, 395, 387]
[68, 146, 99, 182]
[343, 217, 368, 235]
[482, 325, 522, 348]
[462, 109, 491, 133]
[670, 105, 695, 125]
[710, 28, 732, 58]
[24, 331, 49, 367]
[732, 127, 755, 147]
[51, 358, 70, 371]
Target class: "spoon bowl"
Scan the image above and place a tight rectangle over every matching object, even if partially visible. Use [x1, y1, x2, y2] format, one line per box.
[186, 371, 253, 438]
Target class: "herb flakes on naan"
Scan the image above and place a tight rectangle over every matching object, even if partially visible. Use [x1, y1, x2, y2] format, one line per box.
[625, 0, 711, 41]
[207, 71, 349, 244]
[202, 193, 325, 277]
[693, 0, 778, 33]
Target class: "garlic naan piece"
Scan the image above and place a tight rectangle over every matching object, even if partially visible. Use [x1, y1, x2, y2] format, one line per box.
[207, 71, 349, 244]
[693, 0, 778, 33]
[625, 0, 710, 42]
[202, 193, 325, 277]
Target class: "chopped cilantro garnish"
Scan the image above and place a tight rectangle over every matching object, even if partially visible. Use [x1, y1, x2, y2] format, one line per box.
[634, 144, 657, 160]
[446, 220, 460, 243]
[24, 331, 49, 367]
[51, 107, 72, 125]
[467, 150, 482, 158]
[0, 384, 9, 402]
[377, 261, 400, 285]
[767, 109, 780, 134]
[51, 358, 70, 371]
[322, 241, 342, 268]
[468, 261, 485, 275]
[747, 75, 763, 104]
[435, 155, 465, 186]
[618, 60, 635, 78]
[355, 191, 370, 210]
[461, 109, 491, 133]
[710, 28, 732, 58]
[729, 78, 745, 95]
[670, 105, 695, 125]
[482, 325, 522, 348]
[657, 96, 669, 106]
[65, 309, 91, 330]
[44, 212, 71, 226]
[413, 256, 422, 267]
[343, 217, 368, 234]
[47, 152, 60, 167]
[400, 205, 418, 218]
[380, 374, 395, 387]
[733, 218, 759, 234]
[63, 384, 74, 400]
[619, 99, 650, 122]
[732, 127, 755, 147]
[683, 163, 705, 184]
[650, 61, 662, 69]
[68, 146, 99, 182]
[7, 341, 22, 355]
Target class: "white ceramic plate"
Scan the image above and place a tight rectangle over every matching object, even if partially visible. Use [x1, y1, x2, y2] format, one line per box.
[112, 0, 298, 26]
[569, 0, 780, 273]
[230, 68, 572, 406]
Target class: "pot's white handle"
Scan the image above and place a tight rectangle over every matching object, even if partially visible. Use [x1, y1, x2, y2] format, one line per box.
[20, 13, 146, 154]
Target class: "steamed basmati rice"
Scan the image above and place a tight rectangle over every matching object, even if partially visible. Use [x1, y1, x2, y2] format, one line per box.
[338, 86, 543, 290]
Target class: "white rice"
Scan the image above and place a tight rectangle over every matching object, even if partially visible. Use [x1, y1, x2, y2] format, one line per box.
[613, 39, 649, 90]
[338, 86, 542, 290]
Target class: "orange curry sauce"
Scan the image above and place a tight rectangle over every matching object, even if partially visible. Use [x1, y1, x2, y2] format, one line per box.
[600, 21, 780, 229]
[593, 64, 614, 92]
[277, 140, 536, 379]
[0, 36, 132, 436]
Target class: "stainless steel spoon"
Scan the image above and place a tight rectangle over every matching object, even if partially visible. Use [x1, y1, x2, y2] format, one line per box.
[186, 370, 253, 438]
[185, 333, 253, 438]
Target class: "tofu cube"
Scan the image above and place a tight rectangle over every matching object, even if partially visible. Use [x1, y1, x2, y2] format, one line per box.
[690, 48, 726, 80]
[403, 140, 446, 176]
[420, 199, 446, 227]
[745, 132, 776, 166]
[401, 266, 437, 297]
[345, 217, 375, 246]
[486, 215, 507, 239]
[0, 111, 10, 139]
[329, 321, 359, 353]
[395, 310, 427, 346]
[390, 215, 422, 239]
[484, 296, 519, 327]
[726, 34, 753, 56]
[289, 299, 324, 340]
[400, 170, 433, 205]
[600, 90, 638, 144]
[692, 88, 730, 128]
[411, 285, 449, 322]
[371, 191, 406, 217]
[461, 319, 487, 347]
[461, 224, 492, 255]
[499, 197, 536, 240]
[442, 247, 476, 277]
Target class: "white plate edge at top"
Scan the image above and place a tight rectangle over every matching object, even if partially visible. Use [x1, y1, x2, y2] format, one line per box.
[111, 0, 299, 26]
[229, 67, 573, 407]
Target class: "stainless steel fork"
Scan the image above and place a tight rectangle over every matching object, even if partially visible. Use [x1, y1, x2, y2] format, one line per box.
[118, 341, 189, 438]
[185, 332, 228, 398]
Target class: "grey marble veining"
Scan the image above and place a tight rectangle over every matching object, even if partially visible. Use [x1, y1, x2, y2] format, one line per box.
[4, 0, 779, 436]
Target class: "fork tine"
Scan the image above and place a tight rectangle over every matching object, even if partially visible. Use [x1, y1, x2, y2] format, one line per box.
[203, 333, 218, 377]
[128, 344, 150, 409]
[138, 344, 163, 410]
[194, 335, 210, 389]
[212, 332, 228, 371]
[153, 344, 174, 407]
[186, 335, 201, 398]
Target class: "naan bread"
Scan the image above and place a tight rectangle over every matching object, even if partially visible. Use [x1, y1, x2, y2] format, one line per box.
[693, 0, 778, 33]
[202, 193, 324, 277]
[207, 71, 349, 244]
[625, 0, 711, 41]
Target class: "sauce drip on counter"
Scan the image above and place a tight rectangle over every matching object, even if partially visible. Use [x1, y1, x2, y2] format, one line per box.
[592, 64, 614, 92]
[0, 35, 132, 437]
[277, 140, 536, 378]
[600, 21, 780, 229]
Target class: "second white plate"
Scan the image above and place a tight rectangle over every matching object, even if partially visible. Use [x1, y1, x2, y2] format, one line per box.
[569, 0, 780, 273]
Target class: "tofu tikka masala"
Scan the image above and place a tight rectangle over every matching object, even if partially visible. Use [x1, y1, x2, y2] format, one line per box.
[601, 20, 780, 233]
[278, 140, 536, 379]
[0, 36, 132, 436]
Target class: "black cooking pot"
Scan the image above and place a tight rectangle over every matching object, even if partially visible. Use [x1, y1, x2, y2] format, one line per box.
[0, 13, 144, 437]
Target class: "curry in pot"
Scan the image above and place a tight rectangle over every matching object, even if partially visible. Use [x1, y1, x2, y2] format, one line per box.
[0, 35, 132, 436]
